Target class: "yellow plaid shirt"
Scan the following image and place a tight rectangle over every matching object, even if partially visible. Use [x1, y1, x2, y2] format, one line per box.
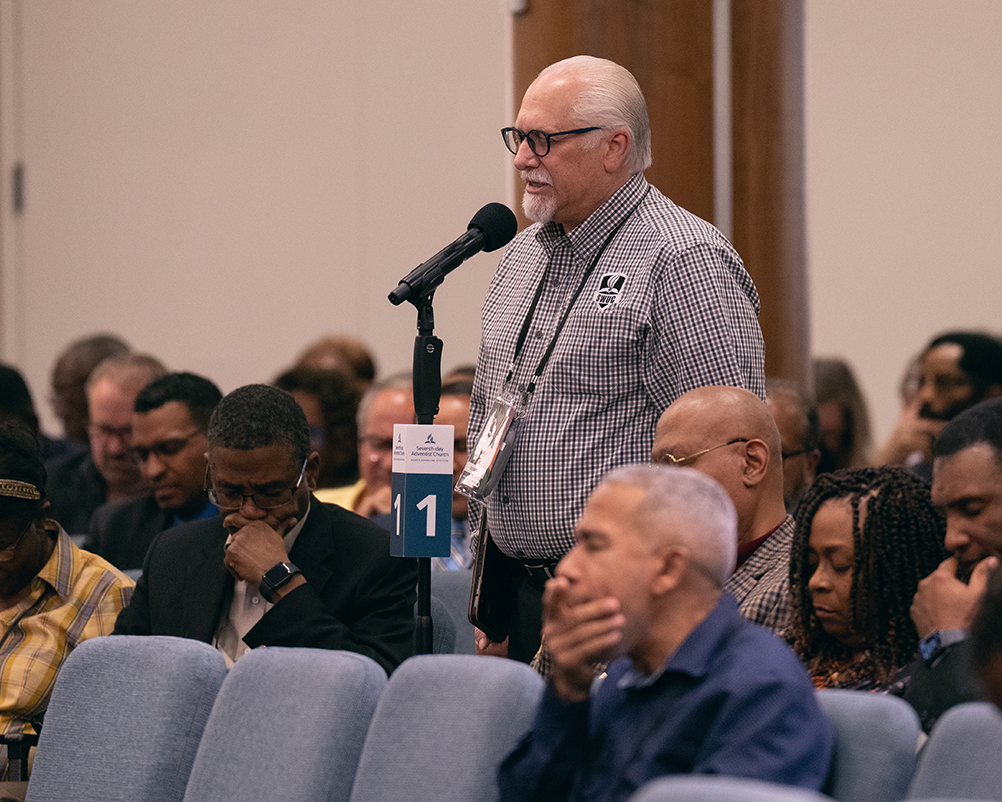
[0, 527, 134, 776]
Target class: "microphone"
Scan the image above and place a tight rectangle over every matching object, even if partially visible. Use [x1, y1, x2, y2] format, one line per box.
[388, 203, 517, 305]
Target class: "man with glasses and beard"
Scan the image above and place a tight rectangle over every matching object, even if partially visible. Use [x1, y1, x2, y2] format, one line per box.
[114, 384, 416, 674]
[470, 55, 765, 662]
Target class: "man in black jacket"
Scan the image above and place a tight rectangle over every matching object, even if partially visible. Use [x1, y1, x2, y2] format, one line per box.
[900, 398, 1002, 729]
[114, 384, 416, 674]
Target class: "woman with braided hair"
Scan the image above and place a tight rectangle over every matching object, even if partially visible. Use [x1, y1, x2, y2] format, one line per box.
[789, 466, 947, 690]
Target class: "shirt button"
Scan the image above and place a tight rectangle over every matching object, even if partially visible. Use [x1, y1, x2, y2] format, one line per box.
[551, 278, 560, 287]
[515, 550, 526, 559]
[502, 495, 510, 504]
[252, 595, 261, 605]
[534, 329, 543, 339]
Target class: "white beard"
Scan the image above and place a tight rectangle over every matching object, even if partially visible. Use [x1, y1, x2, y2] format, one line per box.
[522, 191, 556, 224]
[520, 169, 556, 224]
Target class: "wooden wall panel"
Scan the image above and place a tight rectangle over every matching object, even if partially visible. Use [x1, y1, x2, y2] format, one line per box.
[731, 0, 808, 384]
[511, 0, 714, 228]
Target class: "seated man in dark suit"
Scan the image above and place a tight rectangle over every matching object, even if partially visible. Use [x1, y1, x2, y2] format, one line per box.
[86, 372, 223, 570]
[114, 384, 417, 674]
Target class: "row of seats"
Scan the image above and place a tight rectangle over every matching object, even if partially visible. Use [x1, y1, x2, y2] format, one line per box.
[21, 636, 1002, 802]
[24, 637, 542, 802]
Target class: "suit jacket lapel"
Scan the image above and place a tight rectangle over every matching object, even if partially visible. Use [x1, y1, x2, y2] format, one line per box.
[289, 498, 336, 595]
[182, 522, 232, 643]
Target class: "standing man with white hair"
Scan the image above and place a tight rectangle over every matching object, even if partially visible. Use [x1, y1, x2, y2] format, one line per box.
[498, 465, 833, 802]
[469, 55, 765, 661]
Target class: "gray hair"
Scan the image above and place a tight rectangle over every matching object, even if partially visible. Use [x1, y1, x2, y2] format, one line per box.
[538, 55, 652, 175]
[602, 463, 737, 586]
[207, 384, 309, 466]
[356, 371, 413, 432]
[86, 352, 167, 395]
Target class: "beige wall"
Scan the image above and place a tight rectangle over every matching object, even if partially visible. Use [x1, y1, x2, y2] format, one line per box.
[805, 0, 1002, 447]
[2, 0, 1001, 449]
[0, 0, 510, 433]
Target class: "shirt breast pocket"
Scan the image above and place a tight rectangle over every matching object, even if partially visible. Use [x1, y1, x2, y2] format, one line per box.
[545, 308, 646, 398]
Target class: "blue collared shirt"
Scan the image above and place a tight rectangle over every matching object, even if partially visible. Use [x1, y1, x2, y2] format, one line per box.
[498, 595, 835, 802]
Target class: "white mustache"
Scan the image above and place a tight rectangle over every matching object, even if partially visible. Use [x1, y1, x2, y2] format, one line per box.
[521, 170, 552, 187]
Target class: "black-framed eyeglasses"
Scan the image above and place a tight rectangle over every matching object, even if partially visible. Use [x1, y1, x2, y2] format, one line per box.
[655, 438, 750, 467]
[501, 126, 602, 157]
[204, 458, 308, 510]
[130, 430, 202, 464]
[0, 520, 34, 565]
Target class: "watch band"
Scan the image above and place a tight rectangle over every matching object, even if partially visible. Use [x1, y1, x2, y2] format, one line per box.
[259, 562, 301, 602]
[919, 629, 969, 665]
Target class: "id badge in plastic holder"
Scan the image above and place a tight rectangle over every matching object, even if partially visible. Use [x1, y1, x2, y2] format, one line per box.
[455, 390, 527, 503]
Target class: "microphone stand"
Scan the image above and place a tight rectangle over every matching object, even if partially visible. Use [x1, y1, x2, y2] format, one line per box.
[408, 288, 442, 655]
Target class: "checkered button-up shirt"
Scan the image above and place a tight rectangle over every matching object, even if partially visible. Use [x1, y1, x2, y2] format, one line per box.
[723, 515, 793, 635]
[0, 527, 134, 777]
[470, 173, 765, 560]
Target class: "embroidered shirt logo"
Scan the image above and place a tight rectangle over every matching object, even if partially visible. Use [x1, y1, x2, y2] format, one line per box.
[595, 273, 627, 309]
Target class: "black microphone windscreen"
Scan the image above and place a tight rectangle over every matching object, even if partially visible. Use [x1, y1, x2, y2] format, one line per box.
[468, 203, 518, 253]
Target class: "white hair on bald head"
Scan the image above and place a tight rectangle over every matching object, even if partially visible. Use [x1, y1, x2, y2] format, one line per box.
[602, 463, 737, 586]
[537, 55, 652, 175]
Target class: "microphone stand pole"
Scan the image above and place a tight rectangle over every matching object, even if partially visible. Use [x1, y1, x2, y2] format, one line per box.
[408, 289, 441, 655]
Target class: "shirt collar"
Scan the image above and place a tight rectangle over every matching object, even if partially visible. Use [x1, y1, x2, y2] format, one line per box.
[171, 501, 219, 529]
[283, 500, 310, 553]
[735, 519, 785, 569]
[617, 594, 742, 689]
[33, 527, 75, 602]
[536, 173, 648, 258]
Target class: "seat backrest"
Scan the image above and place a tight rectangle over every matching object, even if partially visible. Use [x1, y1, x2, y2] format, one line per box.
[25, 635, 226, 802]
[349, 654, 544, 802]
[816, 688, 921, 802]
[431, 570, 476, 654]
[181, 647, 386, 802]
[629, 775, 834, 802]
[908, 701, 1002, 800]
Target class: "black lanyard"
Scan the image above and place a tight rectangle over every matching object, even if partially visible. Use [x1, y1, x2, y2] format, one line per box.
[505, 187, 651, 395]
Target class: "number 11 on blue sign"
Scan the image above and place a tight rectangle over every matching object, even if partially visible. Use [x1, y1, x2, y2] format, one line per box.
[390, 424, 452, 558]
[394, 493, 437, 538]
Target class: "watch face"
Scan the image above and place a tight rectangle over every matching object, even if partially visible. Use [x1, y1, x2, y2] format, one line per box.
[920, 632, 942, 662]
[260, 562, 296, 602]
